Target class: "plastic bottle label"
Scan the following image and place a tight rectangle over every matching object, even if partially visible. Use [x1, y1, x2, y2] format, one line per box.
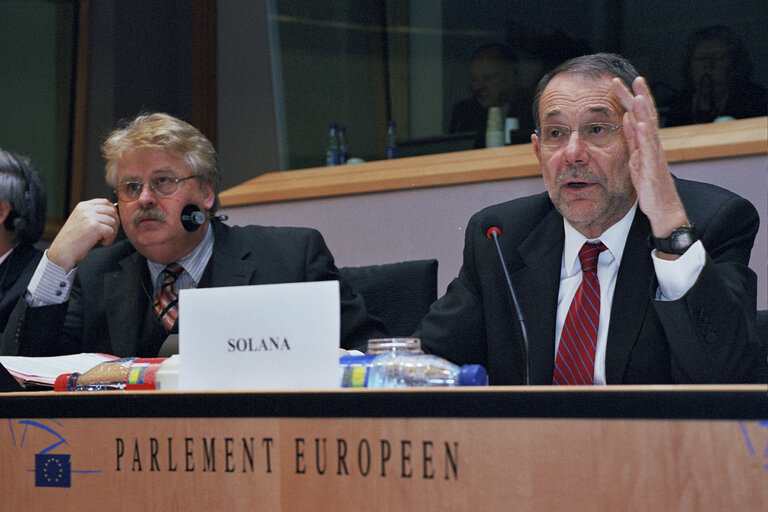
[125, 358, 166, 390]
[339, 355, 377, 388]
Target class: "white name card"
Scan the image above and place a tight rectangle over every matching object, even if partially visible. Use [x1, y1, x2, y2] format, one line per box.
[178, 281, 340, 391]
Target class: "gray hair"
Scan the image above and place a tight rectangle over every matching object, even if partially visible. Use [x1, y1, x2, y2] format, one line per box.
[532, 53, 640, 128]
[102, 113, 221, 212]
[0, 149, 47, 244]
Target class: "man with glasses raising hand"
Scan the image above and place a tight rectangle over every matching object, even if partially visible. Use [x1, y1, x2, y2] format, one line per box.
[415, 53, 760, 385]
[2, 113, 384, 358]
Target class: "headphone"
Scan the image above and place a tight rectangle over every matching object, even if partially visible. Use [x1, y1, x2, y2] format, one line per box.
[0, 151, 46, 245]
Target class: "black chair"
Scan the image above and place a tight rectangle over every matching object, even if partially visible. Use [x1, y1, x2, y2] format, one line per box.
[340, 259, 438, 337]
[756, 309, 768, 383]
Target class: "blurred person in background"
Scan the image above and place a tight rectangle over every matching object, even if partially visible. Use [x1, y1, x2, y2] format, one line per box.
[664, 24, 767, 127]
[449, 43, 533, 146]
[0, 149, 46, 334]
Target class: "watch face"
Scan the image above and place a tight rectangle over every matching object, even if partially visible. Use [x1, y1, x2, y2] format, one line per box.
[671, 229, 696, 252]
[672, 231, 695, 250]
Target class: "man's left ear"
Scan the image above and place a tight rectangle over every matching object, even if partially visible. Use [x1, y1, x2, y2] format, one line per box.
[0, 200, 10, 225]
[532, 134, 542, 163]
[202, 184, 215, 211]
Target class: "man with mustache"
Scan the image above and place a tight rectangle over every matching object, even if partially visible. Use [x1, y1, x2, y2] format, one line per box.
[1, 113, 385, 357]
[414, 53, 760, 384]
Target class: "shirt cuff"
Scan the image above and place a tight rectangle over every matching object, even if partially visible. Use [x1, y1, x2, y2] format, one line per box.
[25, 250, 77, 306]
[651, 240, 706, 301]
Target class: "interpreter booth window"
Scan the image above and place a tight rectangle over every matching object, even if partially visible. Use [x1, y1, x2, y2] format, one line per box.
[269, 0, 766, 171]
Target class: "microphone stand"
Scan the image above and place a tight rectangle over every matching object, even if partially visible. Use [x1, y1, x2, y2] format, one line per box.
[488, 230, 530, 385]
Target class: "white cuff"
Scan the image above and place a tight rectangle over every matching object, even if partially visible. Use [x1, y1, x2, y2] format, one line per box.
[25, 250, 77, 306]
[652, 240, 705, 301]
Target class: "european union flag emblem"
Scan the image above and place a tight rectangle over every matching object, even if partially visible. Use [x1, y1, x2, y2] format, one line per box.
[35, 453, 71, 487]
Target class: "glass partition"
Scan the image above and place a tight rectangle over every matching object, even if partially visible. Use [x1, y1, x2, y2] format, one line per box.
[270, 0, 767, 170]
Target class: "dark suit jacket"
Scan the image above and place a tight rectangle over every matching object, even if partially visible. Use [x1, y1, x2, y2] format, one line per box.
[1, 221, 385, 357]
[0, 243, 43, 335]
[414, 177, 760, 384]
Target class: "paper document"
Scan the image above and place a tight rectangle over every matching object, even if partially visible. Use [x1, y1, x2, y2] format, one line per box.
[0, 353, 118, 387]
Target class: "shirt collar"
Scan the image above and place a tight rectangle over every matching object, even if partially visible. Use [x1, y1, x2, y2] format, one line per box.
[147, 223, 214, 285]
[562, 201, 637, 274]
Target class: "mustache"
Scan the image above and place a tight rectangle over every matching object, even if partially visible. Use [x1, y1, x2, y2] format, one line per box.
[131, 207, 165, 226]
[556, 166, 605, 186]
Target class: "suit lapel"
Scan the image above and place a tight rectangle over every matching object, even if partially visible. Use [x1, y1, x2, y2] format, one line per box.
[605, 212, 655, 383]
[207, 222, 257, 287]
[510, 208, 564, 384]
[105, 251, 149, 356]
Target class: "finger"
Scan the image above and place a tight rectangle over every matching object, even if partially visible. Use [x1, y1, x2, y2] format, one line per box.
[622, 111, 638, 153]
[633, 77, 658, 113]
[633, 91, 658, 126]
[99, 225, 119, 247]
[612, 77, 635, 112]
[634, 121, 668, 178]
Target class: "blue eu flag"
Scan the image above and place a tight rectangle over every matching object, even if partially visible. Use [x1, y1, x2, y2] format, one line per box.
[35, 454, 71, 487]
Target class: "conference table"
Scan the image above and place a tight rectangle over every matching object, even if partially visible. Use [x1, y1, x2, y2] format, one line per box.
[1, 385, 766, 510]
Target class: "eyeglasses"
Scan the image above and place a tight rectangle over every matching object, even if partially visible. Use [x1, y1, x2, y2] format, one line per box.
[534, 122, 623, 148]
[116, 175, 201, 202]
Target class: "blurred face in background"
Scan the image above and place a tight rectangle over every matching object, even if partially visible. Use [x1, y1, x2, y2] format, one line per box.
[470, 56, 516, 109]
[690, 38, 734, 94]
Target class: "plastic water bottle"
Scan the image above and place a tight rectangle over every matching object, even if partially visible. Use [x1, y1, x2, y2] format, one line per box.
[325, 123, 340, 166]
[54, 357, 170, 391]
[384, 121, 397, 159]
[339, 353, 487, 388]
[337, 126, 349, 164]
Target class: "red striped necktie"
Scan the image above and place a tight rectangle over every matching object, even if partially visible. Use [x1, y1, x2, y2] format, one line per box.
[553, 242, 607, 385]
[154, 263, 184, 332]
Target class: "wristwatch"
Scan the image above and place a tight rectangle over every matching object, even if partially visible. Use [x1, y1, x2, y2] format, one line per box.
[649, 225, 698, 255]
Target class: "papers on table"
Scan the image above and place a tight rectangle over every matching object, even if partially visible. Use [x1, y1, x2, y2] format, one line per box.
[0, 353, 118, 387]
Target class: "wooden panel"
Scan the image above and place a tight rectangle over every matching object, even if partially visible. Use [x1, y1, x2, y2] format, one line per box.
[1, 415, 765, 510]
[219, 116, 767, 206]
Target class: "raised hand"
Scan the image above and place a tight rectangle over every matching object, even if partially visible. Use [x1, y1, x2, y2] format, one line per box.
[612, 77, 690, 246]
[47, 199, 120, 271]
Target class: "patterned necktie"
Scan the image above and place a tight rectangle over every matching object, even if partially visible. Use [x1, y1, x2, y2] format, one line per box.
[154, 263, 184, 332]
[553, 242, 607, 385]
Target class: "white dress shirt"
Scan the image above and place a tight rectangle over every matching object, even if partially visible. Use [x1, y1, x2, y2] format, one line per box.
[556, 203, 706, 385]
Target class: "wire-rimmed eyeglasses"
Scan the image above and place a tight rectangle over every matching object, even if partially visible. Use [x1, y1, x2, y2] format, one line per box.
[534, 122, 623, 148]
[115, 175, 201, 202]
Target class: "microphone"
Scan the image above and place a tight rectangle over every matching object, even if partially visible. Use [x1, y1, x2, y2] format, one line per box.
[482, 216, 531, 385]
[181, 204, 229, 232]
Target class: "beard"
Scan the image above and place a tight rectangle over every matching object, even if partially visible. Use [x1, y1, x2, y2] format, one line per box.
[548, 164, 635, 234]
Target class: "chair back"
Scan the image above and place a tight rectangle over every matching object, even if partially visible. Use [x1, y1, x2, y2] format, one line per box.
[340, 259, 438, 337]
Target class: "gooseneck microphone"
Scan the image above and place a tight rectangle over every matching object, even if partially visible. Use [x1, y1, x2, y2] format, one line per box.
[181, 204, 229, 232]
[482, 216, 531, 385]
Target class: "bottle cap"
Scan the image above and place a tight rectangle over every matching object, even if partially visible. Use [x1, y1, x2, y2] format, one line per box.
[54, 373, 76, 392]
[458, 365, 488, 386]
[367, 337, 422, 354]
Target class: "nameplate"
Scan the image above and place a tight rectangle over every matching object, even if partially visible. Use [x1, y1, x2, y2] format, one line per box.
[178, 281, 340, 390]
